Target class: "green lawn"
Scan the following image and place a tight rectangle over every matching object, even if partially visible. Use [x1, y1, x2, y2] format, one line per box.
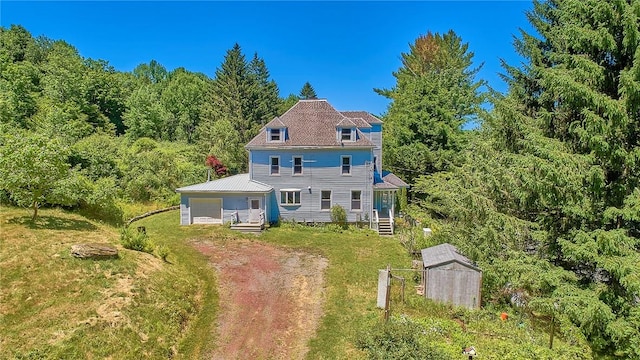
[0, 207, 217, 359]
[1, 207, 589, 359]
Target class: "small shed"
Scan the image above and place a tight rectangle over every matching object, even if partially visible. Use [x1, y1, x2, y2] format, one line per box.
[421, 243, 482, 309]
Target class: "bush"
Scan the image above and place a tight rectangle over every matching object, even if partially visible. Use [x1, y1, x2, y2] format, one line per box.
[156, 244, 170, 262]
[325, 223, 344, 233]
[356, 318, 453, 360]
[120, 226, 154, 254]
[330, 205, 347, 229]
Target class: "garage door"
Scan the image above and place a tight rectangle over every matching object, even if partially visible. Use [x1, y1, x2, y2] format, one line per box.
[190, 198, 222, 224]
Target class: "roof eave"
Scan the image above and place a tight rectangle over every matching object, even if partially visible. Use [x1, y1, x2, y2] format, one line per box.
[246, 144, 375, 150]
[176, 189, 273, 194]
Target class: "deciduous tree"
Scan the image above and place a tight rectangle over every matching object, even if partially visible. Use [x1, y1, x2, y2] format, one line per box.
[0, 132, 71, 220]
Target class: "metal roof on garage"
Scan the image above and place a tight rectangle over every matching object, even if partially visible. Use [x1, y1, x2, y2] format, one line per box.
[176, 173, 273, 193]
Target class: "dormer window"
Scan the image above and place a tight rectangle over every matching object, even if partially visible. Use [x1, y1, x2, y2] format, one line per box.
[270, 128, 281, 142]
[341, 128, 354, 141]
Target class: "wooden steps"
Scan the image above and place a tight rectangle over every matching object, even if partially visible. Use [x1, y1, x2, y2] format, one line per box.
[378, 218, 393, 235]
[230, 223, 264, 234]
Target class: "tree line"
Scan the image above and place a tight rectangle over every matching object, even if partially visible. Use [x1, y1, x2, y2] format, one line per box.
[380, 1, 640, 358]
[1, 0, 639, 357]
[0, 25, 317, 221]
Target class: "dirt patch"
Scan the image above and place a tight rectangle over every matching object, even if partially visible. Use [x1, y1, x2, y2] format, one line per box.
[192, 238, 328, 360]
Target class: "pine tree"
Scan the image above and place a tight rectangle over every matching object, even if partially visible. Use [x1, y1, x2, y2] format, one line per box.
[483, 0, 640, 355]
[299, 81, 317, 99]
[248, 53, 281, 125]
[199, 44, 280, 172]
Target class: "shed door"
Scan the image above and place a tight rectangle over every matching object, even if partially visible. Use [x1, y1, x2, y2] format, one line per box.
[190, 198, 222, 224]
[427, 268, 479, 308]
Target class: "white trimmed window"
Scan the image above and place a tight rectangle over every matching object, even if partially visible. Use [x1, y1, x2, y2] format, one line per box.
[351, 190, 362, 211]
[280, 190, 301, 205]
[269, 128, 281, 142]
[341, 128, 354, 141]
[321, 190, 331, 210]
[292, 156, 303, 175]
[341, 156, 351, 175]
[270, 156, 280, 175]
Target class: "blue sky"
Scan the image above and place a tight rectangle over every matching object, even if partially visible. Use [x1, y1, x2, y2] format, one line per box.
[1, 1, 533, 116]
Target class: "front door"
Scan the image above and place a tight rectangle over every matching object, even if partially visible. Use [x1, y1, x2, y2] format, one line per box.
[380, 192, 390, 218]
[248, 197, 262, 223]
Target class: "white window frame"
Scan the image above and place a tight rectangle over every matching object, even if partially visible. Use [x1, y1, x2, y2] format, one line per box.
[269, 156, 280, 175]
[280, 190, 301, 205]
[320, 190, 332, 211]
[341, 155, 352, 175]
[341, 128, 354, 141]
[351, 190, 362, 211]
[269, 128, 281, 142]
[292, 156, 303, 175]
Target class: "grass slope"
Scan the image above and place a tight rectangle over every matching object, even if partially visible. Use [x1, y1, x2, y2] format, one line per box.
[1, 207, 589, 359]
[0, 207, 217, 359]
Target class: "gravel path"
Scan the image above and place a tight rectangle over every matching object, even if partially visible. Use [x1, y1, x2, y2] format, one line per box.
[192, 239, 328, 360]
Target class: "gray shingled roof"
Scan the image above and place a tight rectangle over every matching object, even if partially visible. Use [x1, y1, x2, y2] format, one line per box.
[176, 174, 273, 193]
[382, 171, 410, 188]
[340, 111, 383, 124]
[373, 180, 398, 189]
[421, 243, 480, 271]
[246, 99, 375, 148]
[265, 117, 286, 128]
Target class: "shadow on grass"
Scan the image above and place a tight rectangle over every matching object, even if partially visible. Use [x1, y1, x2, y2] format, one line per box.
[8, 215, 98, 231]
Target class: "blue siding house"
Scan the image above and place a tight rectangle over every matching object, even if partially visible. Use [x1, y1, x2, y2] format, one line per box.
[176, 99, 408, 234]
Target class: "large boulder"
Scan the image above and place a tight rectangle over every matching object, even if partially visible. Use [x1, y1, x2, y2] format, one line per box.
[71, 243, 119, 259]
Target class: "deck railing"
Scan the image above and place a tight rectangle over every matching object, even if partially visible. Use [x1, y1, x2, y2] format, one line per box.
[230, 211, 239, 224]
[372, 209, 379, 231]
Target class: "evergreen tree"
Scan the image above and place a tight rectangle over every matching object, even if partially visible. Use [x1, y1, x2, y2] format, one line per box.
[377, 30, 485, 183]
[208, 43, 254, 142]
[199, 44, 280, 172]
[417, 1, 640, 356]
[497, 1, 640, 355]
[299, 81, 317, 99]
[248, 53, 281, 125]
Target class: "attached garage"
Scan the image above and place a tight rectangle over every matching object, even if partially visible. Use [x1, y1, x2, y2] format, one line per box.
[189, 198, 222, 224]
[176, 174, 273, 226]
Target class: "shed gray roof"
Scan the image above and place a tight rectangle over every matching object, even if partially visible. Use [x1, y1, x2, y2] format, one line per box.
[421, 243, 480, 271]
[246, 99, 375, 148]
[176, 173, 273, 193]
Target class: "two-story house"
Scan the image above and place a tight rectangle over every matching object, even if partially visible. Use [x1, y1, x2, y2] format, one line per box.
[176, 99, 408, 234]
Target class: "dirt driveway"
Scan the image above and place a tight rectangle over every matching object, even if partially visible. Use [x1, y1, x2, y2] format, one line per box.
[192, 238, 328, 360]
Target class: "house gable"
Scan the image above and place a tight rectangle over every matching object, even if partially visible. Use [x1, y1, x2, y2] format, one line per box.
[246, 99, 375, 149]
